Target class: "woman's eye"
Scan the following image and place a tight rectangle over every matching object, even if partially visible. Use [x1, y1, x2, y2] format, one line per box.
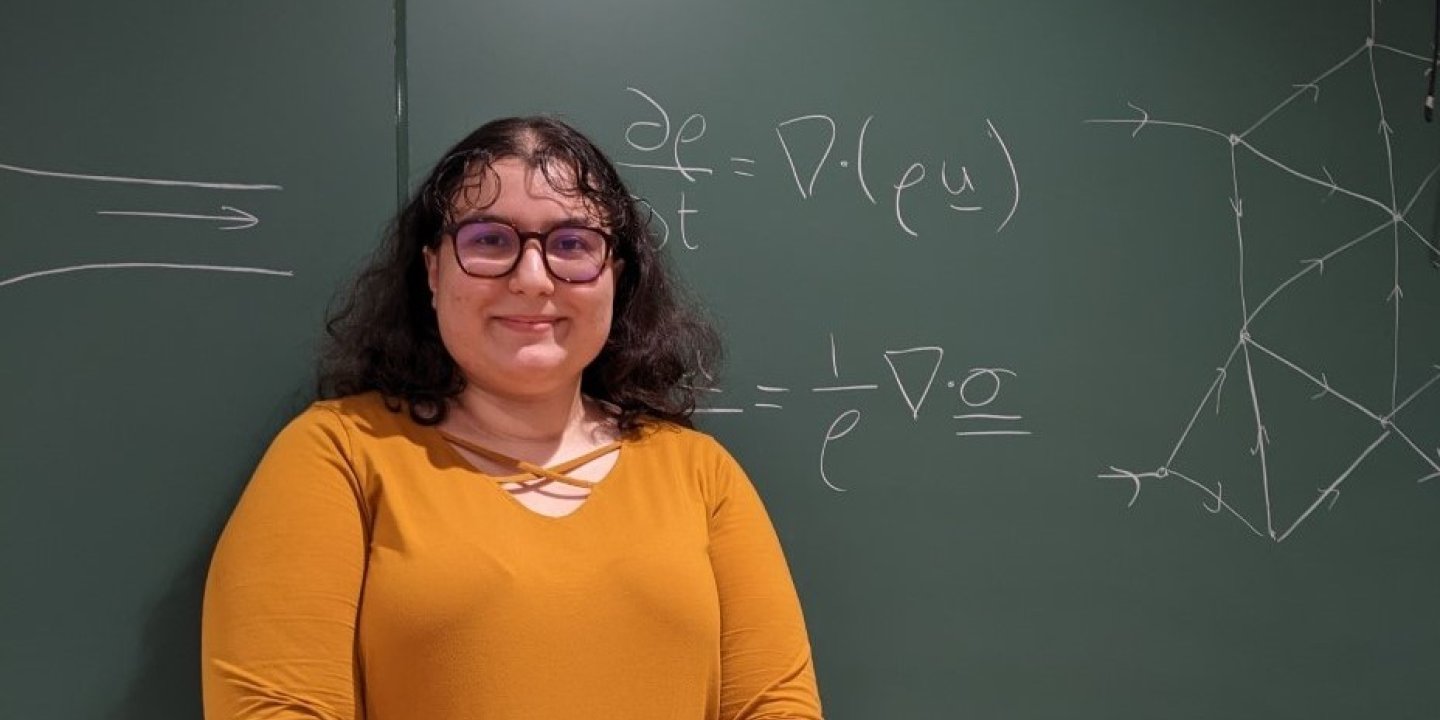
[457, 223, 517, 251]
[550, 230, 601, 255]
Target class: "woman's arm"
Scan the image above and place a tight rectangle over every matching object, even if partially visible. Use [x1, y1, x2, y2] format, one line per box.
[706, 441, 825, 720]
[201, 406, 370, 720]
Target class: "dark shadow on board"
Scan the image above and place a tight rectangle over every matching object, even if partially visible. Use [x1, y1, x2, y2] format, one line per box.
[107, 384, 316, 720]
[106, 539, 214, 720]
[1431, 189, 1439, 269]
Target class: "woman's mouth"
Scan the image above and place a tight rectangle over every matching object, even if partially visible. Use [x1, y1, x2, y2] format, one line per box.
[495, 315, 560, 332]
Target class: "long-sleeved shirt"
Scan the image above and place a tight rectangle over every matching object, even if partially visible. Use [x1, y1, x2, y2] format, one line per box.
[201, 392, 823, 720]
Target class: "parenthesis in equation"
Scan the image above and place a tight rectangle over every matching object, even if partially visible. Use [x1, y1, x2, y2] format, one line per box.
[856, 115, 877, 205]
[985, 118, 1019, 233]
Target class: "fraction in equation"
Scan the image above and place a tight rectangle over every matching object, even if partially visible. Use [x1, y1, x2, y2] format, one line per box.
[615, 86, 1021, 245]
[694, 334, 1032, 491]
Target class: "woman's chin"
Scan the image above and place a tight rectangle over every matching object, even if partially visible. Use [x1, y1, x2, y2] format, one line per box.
[458, 343, 601, 396]
[508, 346, 571, 370]
[484, 353, 580, 390]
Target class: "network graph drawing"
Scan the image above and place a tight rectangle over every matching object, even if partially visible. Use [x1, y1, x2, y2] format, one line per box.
[1090, 1, 1440, 542]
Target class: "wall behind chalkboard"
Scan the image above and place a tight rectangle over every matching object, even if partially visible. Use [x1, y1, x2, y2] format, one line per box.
[4, 1, 1439, 719]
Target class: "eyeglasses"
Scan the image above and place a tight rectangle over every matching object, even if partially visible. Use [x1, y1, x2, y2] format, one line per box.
[443, 219, 613, 283]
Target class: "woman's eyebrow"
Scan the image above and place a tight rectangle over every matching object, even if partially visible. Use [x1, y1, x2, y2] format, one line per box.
[448, 210, 490, 225]
[452, 213, 599, 229]
[548, 215, 598, 228]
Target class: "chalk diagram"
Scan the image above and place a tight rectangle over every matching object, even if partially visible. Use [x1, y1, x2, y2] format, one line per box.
[1089, 2, 1440, 542]
[0, 160, 291, 288]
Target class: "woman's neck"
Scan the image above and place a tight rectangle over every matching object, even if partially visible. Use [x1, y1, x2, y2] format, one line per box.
[446, 381, 606, 450]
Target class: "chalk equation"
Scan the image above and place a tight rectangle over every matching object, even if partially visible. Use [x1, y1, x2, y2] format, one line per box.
[0, 158, 290, 288]
[616, 87, 1020, 247]
[693, 334, 1032, 492]
[1088, 0, 1440, 542]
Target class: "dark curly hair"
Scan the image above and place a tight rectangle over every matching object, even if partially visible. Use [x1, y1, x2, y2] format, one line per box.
[318, 115, 721, 434]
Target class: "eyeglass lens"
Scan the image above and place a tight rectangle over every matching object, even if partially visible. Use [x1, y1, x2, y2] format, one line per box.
[453, 221, 608, 282]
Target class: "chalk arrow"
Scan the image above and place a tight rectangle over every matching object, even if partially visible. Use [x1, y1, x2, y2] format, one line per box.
[1319, 487, 1341, 510]
[1203, 483, 1225, 514]
[1321, 166, 1338, 198]
[1125, 103, 1150, 137]
[1378, 119, 1394, 136]
[1301, 257, 1325, 275]
[1230, 196, 1244, 217]
[1388, 284, 1404, 302]
[97, 205, 259, 231]
[1097, 466, 1146, 508]
[1291, 82, 1321, 102]
[1250, 425, 1270, 455]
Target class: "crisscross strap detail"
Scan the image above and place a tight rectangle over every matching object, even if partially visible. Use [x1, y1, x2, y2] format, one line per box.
[438, 430, 621, 489]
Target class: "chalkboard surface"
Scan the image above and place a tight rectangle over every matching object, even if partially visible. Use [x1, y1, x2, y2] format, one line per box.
[4, 1, 1439, 719]
[0, 2, 397, 719]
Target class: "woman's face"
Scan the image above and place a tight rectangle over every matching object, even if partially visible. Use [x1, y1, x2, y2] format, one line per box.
[423, 157, 617, 401]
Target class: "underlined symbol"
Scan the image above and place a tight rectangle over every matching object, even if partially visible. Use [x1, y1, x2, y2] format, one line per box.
[953, 413, 1033, 437]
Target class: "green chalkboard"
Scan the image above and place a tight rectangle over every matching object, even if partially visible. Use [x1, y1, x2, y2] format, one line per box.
[407, 1, 1439, 718]
[0, 1, 397, 718]
[3, 0, 1439, 719]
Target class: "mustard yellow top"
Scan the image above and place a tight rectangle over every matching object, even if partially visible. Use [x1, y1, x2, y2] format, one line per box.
[201, 392, 824, 720]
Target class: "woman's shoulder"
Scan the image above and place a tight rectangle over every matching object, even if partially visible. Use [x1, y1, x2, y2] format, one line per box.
[288, 390, 420, 441]
[629, 418, 715, 448]
[308, 390, 404, 418]
[625, 419, 743, 471]
[621, 421, 754, 511]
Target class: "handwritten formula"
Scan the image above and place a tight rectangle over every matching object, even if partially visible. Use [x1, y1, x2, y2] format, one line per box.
[693, 333, 1031, 492]
[616, 87, 1020, 247]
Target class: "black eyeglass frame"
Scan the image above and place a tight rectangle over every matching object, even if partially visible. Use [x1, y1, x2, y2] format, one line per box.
[441, 219, 615, 284]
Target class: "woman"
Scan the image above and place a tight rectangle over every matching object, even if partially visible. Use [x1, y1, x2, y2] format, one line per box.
[200, 116, 825, 720]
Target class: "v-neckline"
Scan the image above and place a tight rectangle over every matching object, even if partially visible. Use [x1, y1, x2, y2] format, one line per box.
[437, 428, 622, 488]
[420, 424, 630, 522]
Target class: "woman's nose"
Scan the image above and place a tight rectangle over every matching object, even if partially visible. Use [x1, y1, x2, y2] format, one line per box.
[508, 242, 555, 294]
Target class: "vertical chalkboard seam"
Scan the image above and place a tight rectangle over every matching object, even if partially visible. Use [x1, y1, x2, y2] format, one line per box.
[393, 0, 410, 212]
